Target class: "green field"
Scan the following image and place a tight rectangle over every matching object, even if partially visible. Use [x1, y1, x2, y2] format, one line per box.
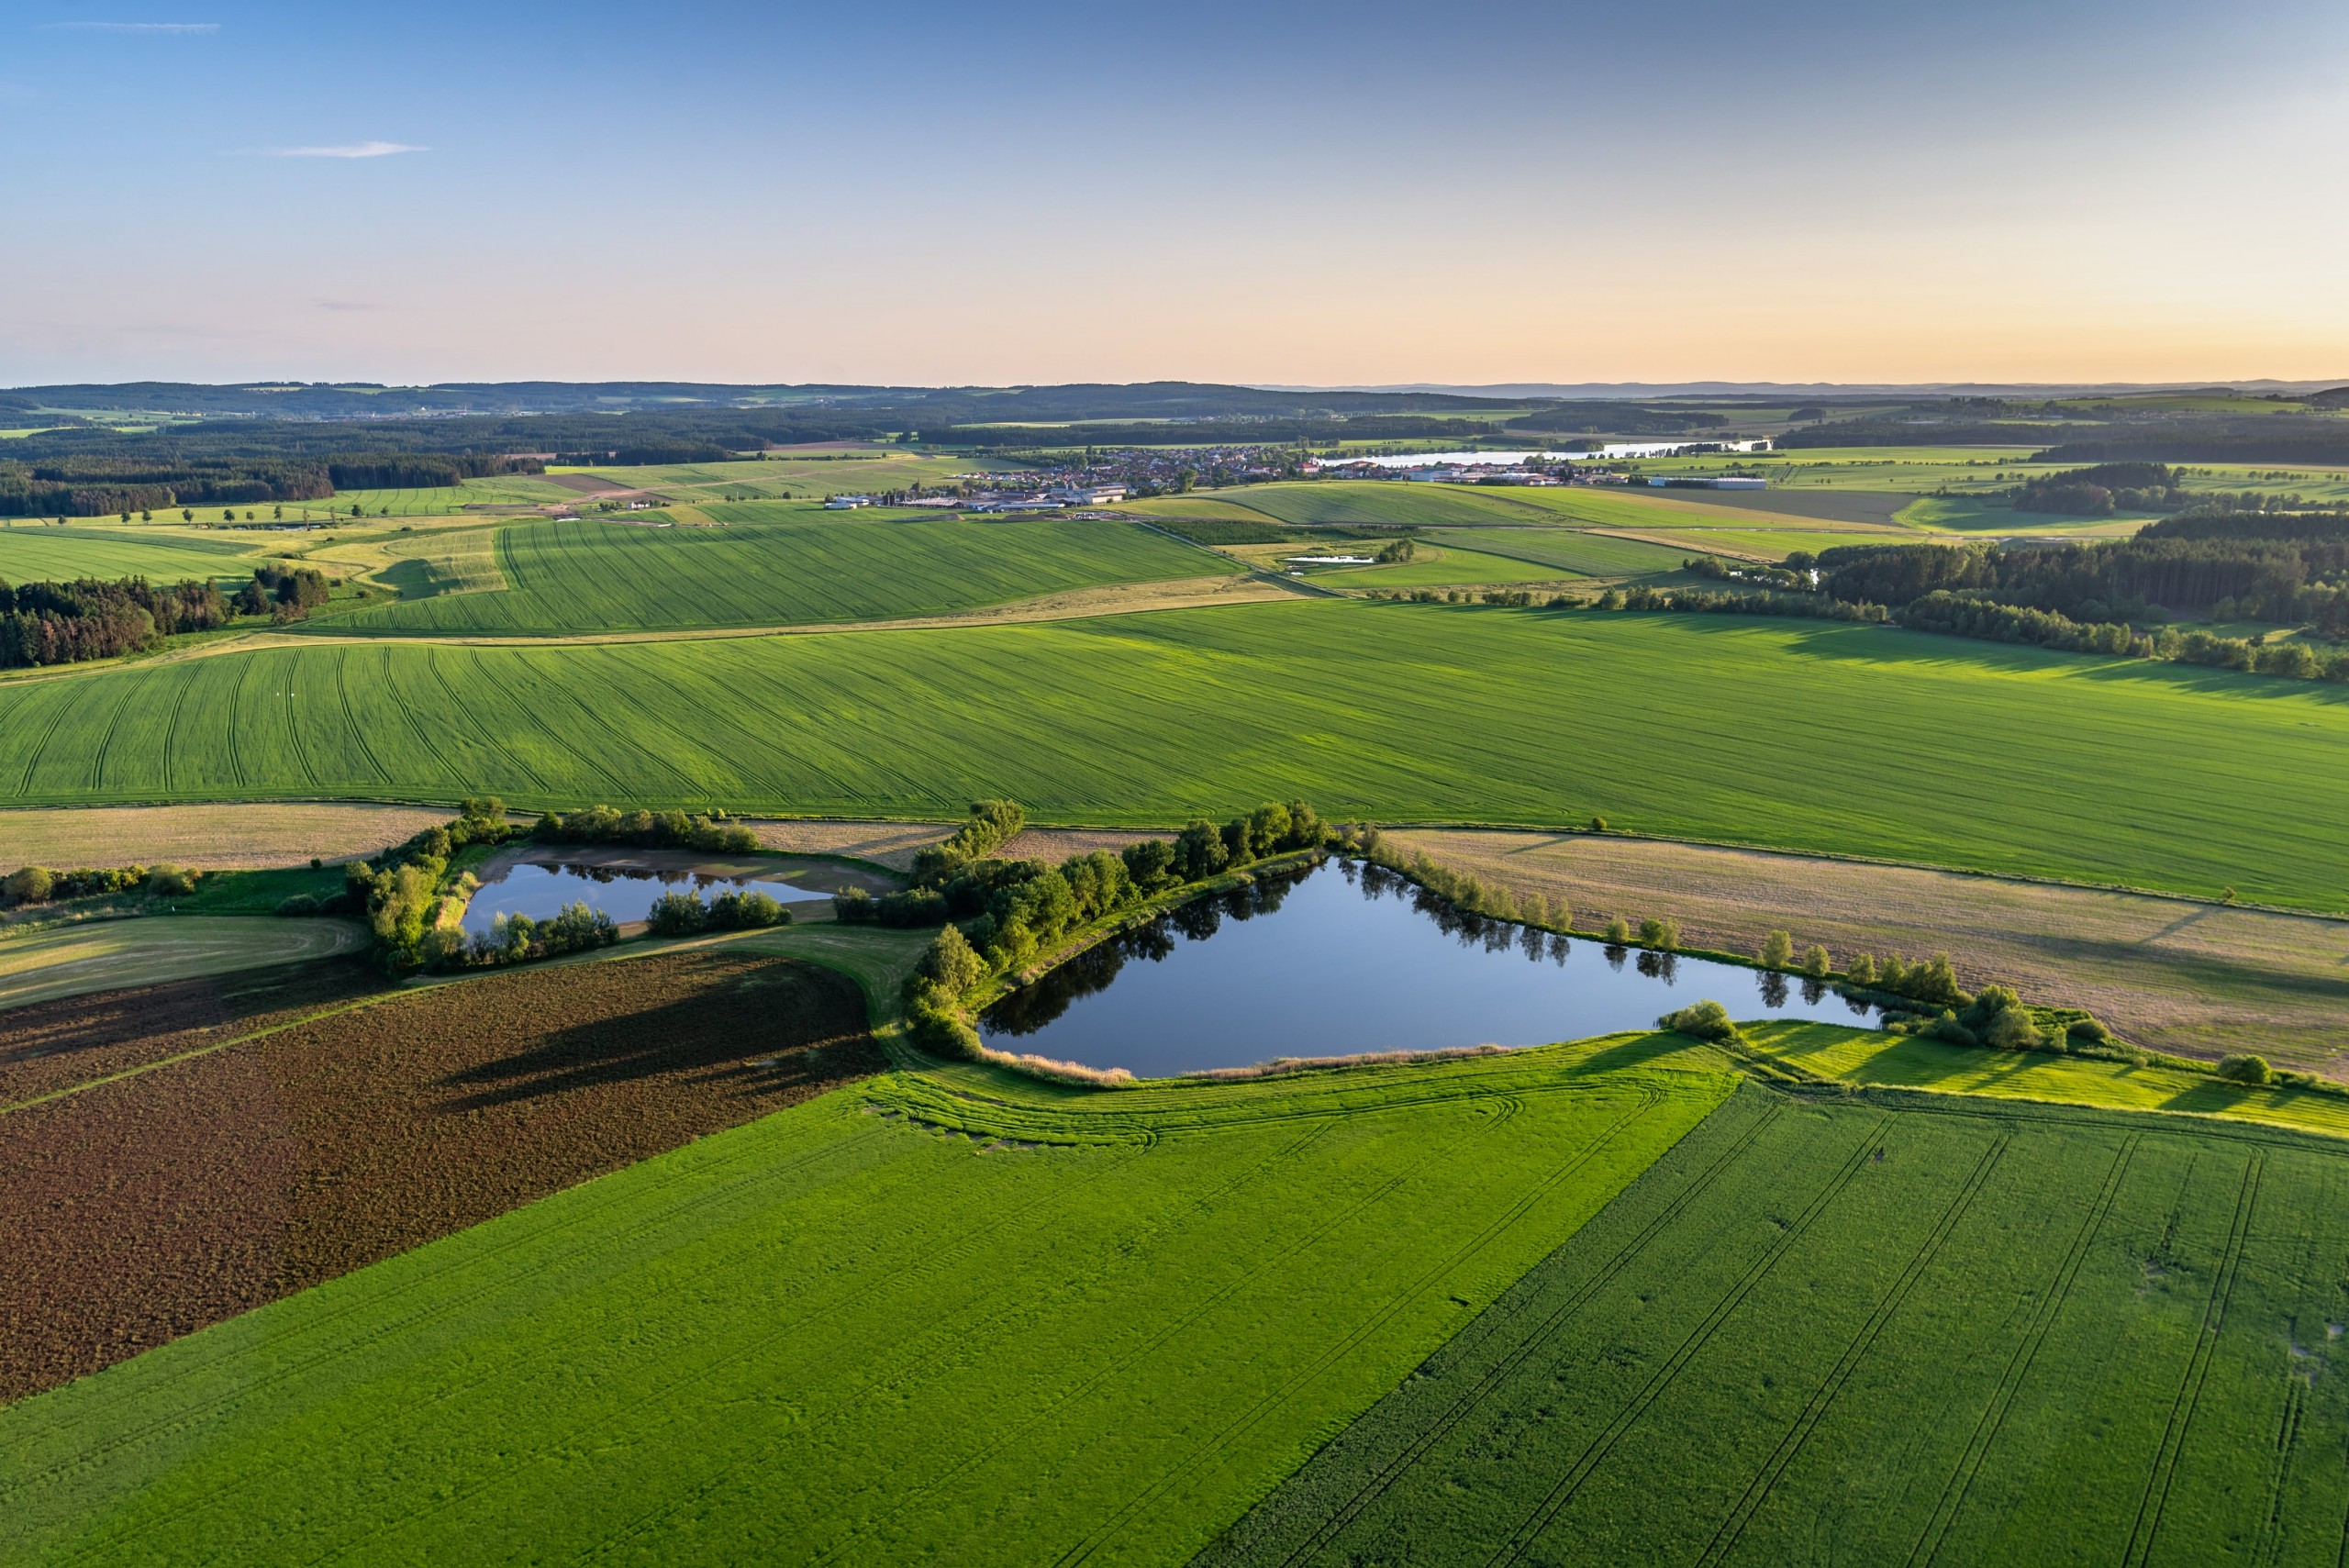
[0, 1048, 1727, 1564]
[0, 525, 258, 584]
[1208, 1079, 2349, 1565]
[322, 515, 1217, 635]
[1191, 482, 1554, 529]
[1, 601, 2343, 906]
[0, 914, 366, 1014]
[1426, 526, 1698, 575]
[1319, 543, 1577, 586]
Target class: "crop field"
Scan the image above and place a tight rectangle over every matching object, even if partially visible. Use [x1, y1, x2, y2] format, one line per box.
[1319, 543, 1577, 586]
[0, 1047, 1728, 1564]
[0, 948, 877, 1403]
[321, 514, 1214, 635]
[0, 916, 367, 1011]
[1208, 1078, 2349, 1566]
[1380, 829, 2349, 1071]
[0, 601, 2345, 905]
[555, 450, 982, 501]
[325, 479, 575, 517]
[1424, 526, 1697, 575]
[0, 524, 259, 584]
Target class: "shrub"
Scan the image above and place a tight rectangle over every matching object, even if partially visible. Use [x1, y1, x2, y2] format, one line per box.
[147, 863, 197, 897]
[2218, 1052, 2274, 1085]
[2067, 1016, 2113, 1044]
[1845, 952, 1876, 986]
[274, 893, 321, 917]
[1638, 917, 1679, 952]
[1759, 929, 1794, 970]
[1604, 916, 1631, 944]
[1927, 1010, 1978, 1047]
[709, 889, 787, 929]
[4, 865, 54, 905]
[918, 924, 988, 995]
[1800, 944, 1831, 979]
[646, 890, 707, 936]
[1121, 837, 1178, 892]
[1659, 999, 1738, 1041]
[1984, 1006, 2045, 1051]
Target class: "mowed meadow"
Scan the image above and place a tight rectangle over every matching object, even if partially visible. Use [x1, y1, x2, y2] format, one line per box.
[1, 600, 2345, 907]
[328, 513, 1219, 635]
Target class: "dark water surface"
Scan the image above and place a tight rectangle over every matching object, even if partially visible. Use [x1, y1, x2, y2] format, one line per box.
[460, 850, 872, 934]
[981, 860, 1881, 1077]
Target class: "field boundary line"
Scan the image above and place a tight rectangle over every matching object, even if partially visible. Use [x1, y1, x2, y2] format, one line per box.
[158, 662, 199, 795]
[1483, 1114, 1893, 1568]
[2121, 1150, 2266, 1568]
[1053, 1087, 1675, 1567]
[1234, 1095, 1786, 1568]
[1907, 1132, 2142, 1567]
[1697, 1132, 2011, 1567]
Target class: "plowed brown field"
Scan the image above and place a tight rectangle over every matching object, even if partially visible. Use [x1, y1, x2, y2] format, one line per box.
[0, 949, 877, 1405]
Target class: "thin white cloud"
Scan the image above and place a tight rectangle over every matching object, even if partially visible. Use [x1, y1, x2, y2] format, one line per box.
[40, 20, 219, 32]
[263, 141, 428, 159]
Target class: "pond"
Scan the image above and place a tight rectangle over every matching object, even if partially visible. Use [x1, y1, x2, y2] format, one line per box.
[460, 847, 891, 935]
[980, 860, 1883, 1077]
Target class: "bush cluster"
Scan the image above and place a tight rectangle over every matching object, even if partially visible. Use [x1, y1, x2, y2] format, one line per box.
[1658, 999, 1740, 1042]
[644, 887, 791, 936]
[909, 798, 1026, 885]
[533, 805, 760, 854]
[429, 900, 618, 970]
[3, 861, 198, 906]
[351, 798, 521, 971]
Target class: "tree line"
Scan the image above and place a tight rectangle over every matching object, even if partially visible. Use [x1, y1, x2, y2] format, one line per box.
[0, 575, 234, 667]
[0, 452, 542, 517]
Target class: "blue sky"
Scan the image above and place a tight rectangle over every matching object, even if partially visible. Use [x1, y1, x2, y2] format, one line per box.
[3, 0, 2345, 384]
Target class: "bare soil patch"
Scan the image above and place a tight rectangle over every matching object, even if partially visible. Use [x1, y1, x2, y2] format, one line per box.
[0, 956, 387, 1107]
[0, 949, 877, 1404]
[0, 803, 449, 871]
[543, 472, 635, 495]
[1386, 829, 2349, 1073]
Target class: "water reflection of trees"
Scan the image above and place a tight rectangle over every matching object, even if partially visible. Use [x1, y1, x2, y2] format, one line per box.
[988, 869, 1306, 1036]
[1757, 972, 1789, 1007]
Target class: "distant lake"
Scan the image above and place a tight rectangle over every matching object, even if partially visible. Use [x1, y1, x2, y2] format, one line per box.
[981, 860, 1879, 1077]
[1335, 442, 1770, 467]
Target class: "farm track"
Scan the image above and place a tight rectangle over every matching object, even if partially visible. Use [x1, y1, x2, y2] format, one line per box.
[0, 950, 877, 1407]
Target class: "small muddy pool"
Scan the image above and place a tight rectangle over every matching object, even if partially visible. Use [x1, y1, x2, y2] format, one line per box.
[981, 860, 1884, 1077]
[460, 848, 892, 935]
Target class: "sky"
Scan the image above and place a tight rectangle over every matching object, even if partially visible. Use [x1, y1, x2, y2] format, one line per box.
[3, 0, 2346, 387]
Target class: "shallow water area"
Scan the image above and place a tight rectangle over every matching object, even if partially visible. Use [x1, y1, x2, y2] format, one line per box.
[981, 860, 1882, 1077]
[461, 847, 890, 934]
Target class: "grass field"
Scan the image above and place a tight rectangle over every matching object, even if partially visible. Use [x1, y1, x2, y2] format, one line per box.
[0, 803, 449, 870]
[1318, 544, 1577, 586]
[1194, 482, 1554, 529]
[322, 515, 1214, 635]
[1426, 526, 1697, 575]
[0, 916, 367, 1012]
[0, 525, 258, 584]
[1207, 1076, 2349, 1566]
[0, 601, 2344, 906]
[0, 1048, 1728, 1564]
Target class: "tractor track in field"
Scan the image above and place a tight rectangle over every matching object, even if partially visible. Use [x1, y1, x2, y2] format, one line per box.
[1056, 1086, 1673, 1567]
[1224, 1096, 1786, 1568]
[2122, 1151, 2266, 1568]
[1696, 1132, 2011, 1567]
[1906, 1132, 2143, 1567]
[1483, 1115, 1893, 1568]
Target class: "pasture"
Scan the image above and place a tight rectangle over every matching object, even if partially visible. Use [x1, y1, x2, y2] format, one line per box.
[1424, 526, 1696, 575]
[0, 1048, 1727, 1564]
[0, 916, 366, 1012]
[325, 514, 1215, 635]
[1208, 1078, 2349, 1566]
[1317, 543, 1575, 586]
[0, 601, 2345, 907]
[0, 524, 258, 584]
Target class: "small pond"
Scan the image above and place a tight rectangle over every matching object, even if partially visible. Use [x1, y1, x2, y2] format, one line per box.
[981, 860, 1883, 1077]
[460, 847, 891, 935]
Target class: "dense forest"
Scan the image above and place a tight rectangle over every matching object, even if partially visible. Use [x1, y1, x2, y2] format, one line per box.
[0, 576, 231, 667]
[2009, 462, 2182, 515]
[1810, 513, 2349, 658]
[0, 452, 540, 517]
